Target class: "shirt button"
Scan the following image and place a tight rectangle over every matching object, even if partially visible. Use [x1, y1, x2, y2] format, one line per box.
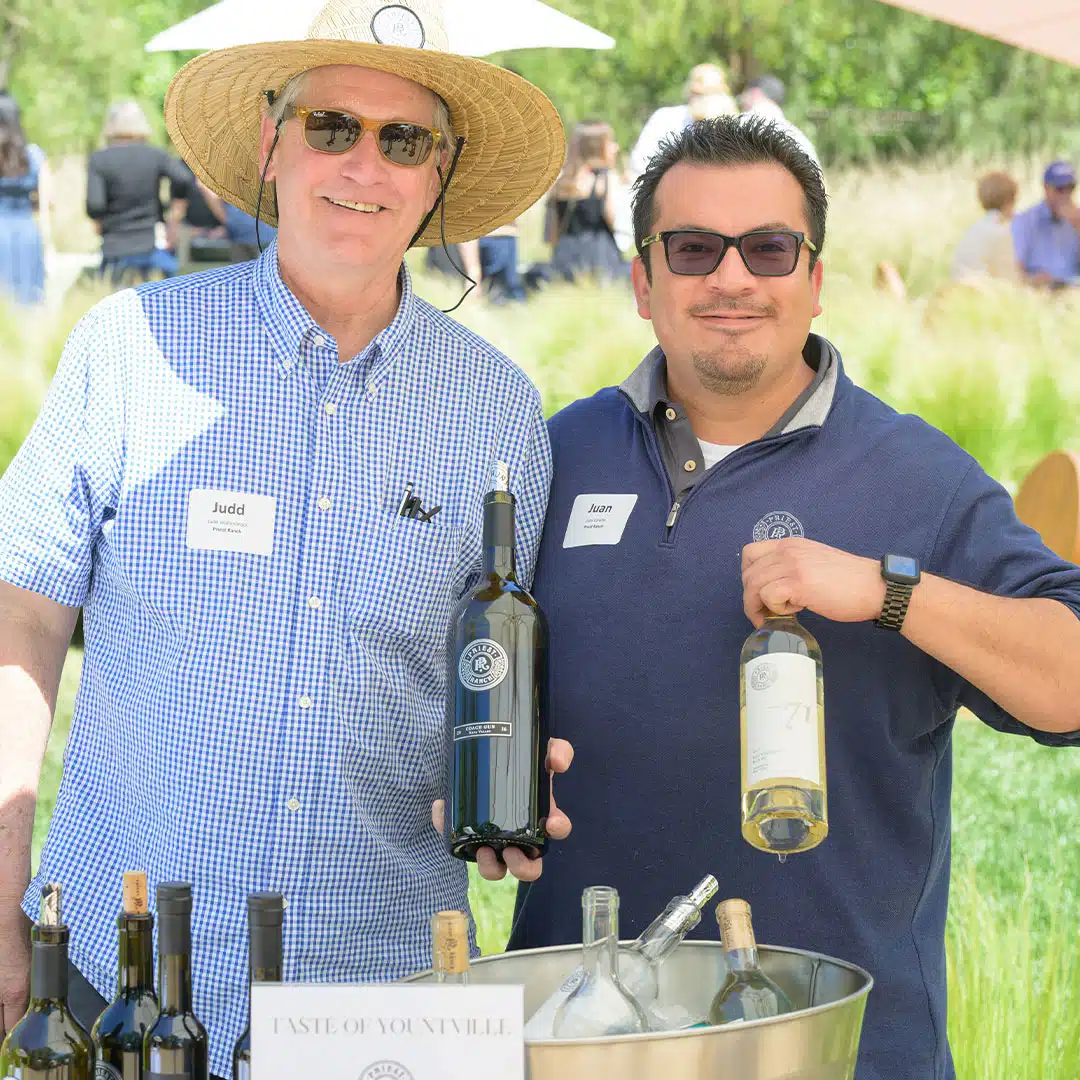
[324, 401, 337, 416]
[366, 381, 377, 397]
[313, 335, 327, 348]
[665, 407, 677, 421]
[298, 694, 313, 710]
[286, 797, 301, 813]
[684, 460, 698, 473]
[307, 595, 323, 610]
[317, 495, 332, 511]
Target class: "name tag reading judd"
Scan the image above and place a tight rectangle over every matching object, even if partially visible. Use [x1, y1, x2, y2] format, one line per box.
[186, 489, 276, 556]
[251, 984, 524, 1080]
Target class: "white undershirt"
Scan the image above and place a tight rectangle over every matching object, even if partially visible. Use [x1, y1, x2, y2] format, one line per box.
[698, 438, 742, 470]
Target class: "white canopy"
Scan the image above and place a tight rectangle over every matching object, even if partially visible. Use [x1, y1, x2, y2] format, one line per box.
[877, 0, 1080, 67]
[145, 0, 615, 55]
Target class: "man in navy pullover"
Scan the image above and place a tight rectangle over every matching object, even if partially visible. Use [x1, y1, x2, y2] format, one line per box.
[508, 118, 1080, 1079]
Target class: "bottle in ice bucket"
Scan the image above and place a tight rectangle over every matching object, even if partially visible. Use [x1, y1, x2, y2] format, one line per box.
[525, 875, 718, 1037]
[0, 883, 92, 1079]
[448, 461, 550, 861]
[708, 899, 793, 1025]
[740, 612, 827, 857]
[551, 886, 648, 1039]
[431, 910, 470, 985]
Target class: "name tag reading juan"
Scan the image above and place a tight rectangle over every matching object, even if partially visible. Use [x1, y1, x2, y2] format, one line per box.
[562, 493, 639, 548]
[251, 984, 524, 1080]
[186, 489, 276, 555]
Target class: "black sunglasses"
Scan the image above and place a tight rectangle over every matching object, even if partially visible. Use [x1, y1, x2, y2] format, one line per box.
[641, 229, 818, 277]
[287, 106, 443, 167]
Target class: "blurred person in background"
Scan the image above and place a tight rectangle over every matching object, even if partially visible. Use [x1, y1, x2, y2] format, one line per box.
[86, 101, 191, 283]
[629, 63, 737, 176]
[174, 168, 229, 266]
[0, 93, 48, 306]
[950, 171, 1019, 283]
[738, 73, 819, 167]
[1011, 160, 1080, 289]
[544, 121, 628, 284]
[199, 179, 277, 263]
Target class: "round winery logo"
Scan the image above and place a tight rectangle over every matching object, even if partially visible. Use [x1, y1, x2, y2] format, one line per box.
[96, 1064, 123, 1080]
[360, 1062, 415, 1080]
[370, 5, 426, 48]
[752, 510, 805, 542]
[749, 662, 778, 691]
[458, 639, 509, 691]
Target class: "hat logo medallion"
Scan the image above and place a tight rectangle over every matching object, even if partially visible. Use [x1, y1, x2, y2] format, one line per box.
[371, 4, 426, 48]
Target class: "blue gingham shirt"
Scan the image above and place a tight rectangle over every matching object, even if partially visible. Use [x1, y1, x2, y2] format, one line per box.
[0, 243, 550, 1078]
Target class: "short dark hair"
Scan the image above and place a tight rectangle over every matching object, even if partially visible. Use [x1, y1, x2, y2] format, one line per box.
[632, 116, 827, 282]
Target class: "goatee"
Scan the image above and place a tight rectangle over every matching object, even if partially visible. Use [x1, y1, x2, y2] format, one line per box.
[691, 345, 768, 396]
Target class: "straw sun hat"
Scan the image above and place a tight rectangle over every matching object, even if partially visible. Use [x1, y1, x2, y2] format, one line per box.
[165, 0, 567, 245]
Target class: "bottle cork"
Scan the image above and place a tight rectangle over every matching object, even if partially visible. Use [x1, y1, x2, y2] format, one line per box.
[716, 898, 757, 952]
[432, 910, 469, 975]
[123, 871, 149, 916]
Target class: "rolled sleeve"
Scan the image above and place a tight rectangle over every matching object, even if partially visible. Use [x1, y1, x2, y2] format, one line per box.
[928, 460, 1080, 746]
[0, 300, 123, 606]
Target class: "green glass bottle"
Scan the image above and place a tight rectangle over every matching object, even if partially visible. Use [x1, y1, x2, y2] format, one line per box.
[0, 883, 93, 1079]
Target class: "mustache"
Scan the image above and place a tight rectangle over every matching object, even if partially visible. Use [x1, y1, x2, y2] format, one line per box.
[689, 300, 777, 318]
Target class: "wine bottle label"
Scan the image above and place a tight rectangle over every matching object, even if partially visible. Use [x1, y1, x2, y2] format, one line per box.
[745, 654, 820, 785]
[97, 1064, 124, 1080]
[454, 721, 512, 741]
[457, 639, 509, 691]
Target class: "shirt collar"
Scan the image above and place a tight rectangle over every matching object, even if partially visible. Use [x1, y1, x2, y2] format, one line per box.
[253, 239, 419, 377]
[620, 333, 839, 435]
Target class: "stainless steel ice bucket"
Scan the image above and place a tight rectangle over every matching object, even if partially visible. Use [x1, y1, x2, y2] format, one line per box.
[407, 940, 873, 1080]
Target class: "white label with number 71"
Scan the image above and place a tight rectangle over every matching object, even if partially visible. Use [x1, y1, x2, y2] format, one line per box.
[745, 653, 820, 786]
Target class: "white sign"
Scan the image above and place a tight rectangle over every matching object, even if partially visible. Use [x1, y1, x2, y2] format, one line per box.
[185, 489, 276, 556]
[251, 983, 525, 1080]
[562, 493, 638, 548]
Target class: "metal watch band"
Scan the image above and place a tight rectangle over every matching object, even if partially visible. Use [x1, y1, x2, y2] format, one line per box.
[876, 580, 914, 631]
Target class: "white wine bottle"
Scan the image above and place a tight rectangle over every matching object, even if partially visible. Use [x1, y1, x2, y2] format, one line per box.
[740, 613, 827, 857]
[707, 899, 793, 1025]
[524, 875, 718, 1038]
[551, 886, 648, 1039]
[431, 910, 470, 985]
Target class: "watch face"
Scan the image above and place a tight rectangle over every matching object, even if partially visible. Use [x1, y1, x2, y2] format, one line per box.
[884, 554, 920, 585]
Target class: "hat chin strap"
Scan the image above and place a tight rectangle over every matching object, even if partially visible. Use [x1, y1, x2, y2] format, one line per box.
[252, 130, 476, 314]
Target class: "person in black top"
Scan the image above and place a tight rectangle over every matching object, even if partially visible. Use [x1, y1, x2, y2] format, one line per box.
[86, 102, 191, 283]
[545, 121, 629, 284]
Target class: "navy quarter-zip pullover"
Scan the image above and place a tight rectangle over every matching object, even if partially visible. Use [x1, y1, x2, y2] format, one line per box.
[509, 335, 1080, 1080]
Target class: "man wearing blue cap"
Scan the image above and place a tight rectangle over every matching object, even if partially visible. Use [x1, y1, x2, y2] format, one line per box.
[1011, 161, 1080, 287]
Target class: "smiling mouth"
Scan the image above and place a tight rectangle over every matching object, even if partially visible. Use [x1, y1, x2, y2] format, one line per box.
[325, 197, 384, 214]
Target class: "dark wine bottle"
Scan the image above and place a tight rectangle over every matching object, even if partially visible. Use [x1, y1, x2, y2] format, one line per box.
[91, 871, 159, 1080]
[143, 883, 208, 1080]
[0, 883, 92, 1080]
[448, 461, 550, 861]
[231, 893, 284, 1080]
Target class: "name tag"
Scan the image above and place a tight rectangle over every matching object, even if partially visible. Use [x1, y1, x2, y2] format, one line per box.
[186, 489, 276, 556]
[251, 983, 524, 1080]
[562, 493, 638, 548]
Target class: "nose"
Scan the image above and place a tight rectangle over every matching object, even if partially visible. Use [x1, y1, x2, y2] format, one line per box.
[704, 242, 757, 294]
[337, 128, 391, 183]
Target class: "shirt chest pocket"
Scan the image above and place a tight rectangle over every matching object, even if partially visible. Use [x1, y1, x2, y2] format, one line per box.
[347, 508, 462, 649]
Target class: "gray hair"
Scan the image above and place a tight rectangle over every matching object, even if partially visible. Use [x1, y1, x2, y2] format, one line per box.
[266, 69, 455, 157]
[103, 101, 152, 143]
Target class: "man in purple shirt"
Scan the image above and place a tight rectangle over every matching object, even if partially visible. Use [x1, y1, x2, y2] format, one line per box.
[1011, 160, 1080, 287]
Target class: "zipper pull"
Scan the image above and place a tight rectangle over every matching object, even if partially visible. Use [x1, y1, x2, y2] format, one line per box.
[666, 499, 682, 529]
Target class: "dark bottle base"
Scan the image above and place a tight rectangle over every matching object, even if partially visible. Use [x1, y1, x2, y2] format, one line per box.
[450, 831, 547, 862]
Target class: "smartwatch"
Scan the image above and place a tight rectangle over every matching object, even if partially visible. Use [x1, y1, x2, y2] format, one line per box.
[876, 554, 921, 631]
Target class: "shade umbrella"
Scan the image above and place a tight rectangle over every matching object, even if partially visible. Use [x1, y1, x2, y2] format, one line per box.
[145, 0, 614, 54]
[876, 0, 1080, 67]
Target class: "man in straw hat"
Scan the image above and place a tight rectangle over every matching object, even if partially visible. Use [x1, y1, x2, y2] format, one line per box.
[0, 1, 572, 1071]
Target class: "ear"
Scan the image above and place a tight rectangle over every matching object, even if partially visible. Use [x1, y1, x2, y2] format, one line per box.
[810, 257, 824, 319]
[631, 255, 652, 321]
[259, 114, 281, 184]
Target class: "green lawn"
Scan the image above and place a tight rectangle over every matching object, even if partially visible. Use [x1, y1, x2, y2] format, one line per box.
[34, 650, 1080, 1076]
